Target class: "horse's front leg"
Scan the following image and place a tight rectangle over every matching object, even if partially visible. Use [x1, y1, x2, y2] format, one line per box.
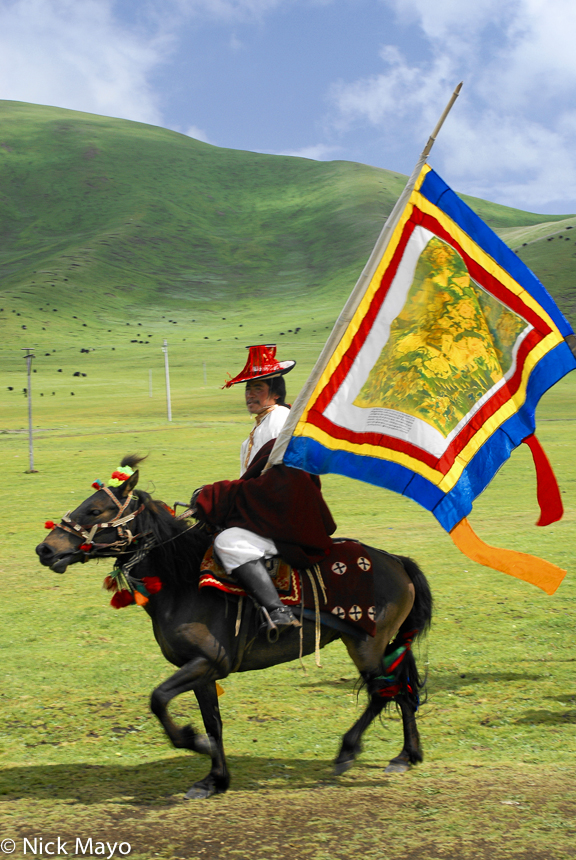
[184, 683, 230, 799]
[334, 696, 386, 775]
[150, 658, 220, 759]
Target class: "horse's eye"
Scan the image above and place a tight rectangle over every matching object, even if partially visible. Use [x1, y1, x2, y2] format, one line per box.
[89, 508, 102, 517]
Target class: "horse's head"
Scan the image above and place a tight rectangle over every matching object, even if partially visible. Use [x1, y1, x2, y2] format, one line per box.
[36, 463, 141, 573]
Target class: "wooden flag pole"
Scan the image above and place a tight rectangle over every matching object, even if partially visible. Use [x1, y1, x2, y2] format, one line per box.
[421, 81, 462, 161]
[266, 82, 463, 469]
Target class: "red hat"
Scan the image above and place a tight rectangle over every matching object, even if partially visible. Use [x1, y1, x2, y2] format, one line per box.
[223, 344, 296, 388]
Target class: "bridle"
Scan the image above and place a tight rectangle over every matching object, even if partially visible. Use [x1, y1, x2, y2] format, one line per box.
[55, 485, 147, 556]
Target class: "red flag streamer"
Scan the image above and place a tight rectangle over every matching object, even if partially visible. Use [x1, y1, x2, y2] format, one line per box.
[522, 434, 564, 527]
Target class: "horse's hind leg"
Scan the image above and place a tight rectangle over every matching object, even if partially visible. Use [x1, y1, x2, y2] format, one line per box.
[185, 683, 230, 800]
[385, 695, 422, 774]
[336, 688, 421, 776]
[334, 582, 415, 776]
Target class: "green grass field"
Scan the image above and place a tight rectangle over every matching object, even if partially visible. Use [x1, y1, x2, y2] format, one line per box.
[1, 351, 575, 859]
[1, 101, 576, 860]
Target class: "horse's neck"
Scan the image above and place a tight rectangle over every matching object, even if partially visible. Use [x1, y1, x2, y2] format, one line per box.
[134, 540, 202, 590]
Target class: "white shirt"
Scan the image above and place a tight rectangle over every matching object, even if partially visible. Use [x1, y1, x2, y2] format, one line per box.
[240, 405, 290, 474]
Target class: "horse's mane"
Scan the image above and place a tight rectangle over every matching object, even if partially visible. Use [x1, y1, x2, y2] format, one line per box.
[131, 488, 212, 590]
[121, 453, 148, 471]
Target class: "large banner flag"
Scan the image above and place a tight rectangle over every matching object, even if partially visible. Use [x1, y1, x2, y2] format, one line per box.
[269, 164, 576, 594]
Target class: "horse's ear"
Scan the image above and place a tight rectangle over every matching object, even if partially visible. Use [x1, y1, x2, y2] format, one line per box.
[120, 470, 139, 497]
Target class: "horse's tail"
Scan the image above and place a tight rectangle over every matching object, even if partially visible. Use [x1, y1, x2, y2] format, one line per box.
[396, 555, 433, 641]
[379, 556, 433, 711]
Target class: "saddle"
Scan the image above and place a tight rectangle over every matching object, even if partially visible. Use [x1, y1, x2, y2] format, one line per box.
[199, 539, 378, 637]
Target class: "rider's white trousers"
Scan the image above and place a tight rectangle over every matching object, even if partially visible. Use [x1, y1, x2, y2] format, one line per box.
[214, 527, 278, 575]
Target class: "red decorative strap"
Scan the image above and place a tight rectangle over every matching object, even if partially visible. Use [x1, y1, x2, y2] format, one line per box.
[522, 434, 564, 527]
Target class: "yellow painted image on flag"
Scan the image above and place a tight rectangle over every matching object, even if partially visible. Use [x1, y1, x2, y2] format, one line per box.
[354, 236, 528, 437]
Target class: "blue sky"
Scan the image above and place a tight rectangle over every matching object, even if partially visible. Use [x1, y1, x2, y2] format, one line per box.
[2, 0, 576, 213]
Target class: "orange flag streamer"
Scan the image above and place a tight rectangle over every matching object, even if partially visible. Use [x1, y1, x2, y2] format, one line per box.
[450, 517, 566, 595]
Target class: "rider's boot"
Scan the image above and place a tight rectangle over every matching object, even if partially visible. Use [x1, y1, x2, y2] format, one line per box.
[232, 559, 301, 634]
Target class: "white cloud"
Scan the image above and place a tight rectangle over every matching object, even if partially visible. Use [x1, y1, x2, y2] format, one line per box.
[278, 143, 340, 160]
[330, 0, 576, 210]
[332, 47, 454, 134]
[0, 0, 170, 124]
[442, 111, 576, 209]
[229, 33, 244, 50]
[385, 0, 509, 42]
[184, 124, 212, 142]
[169, 0, 295, 22]
[0, 0, 301, 141]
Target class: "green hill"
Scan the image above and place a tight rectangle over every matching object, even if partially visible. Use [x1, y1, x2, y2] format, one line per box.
[0, 100, 411, 341]
[502, 220, 576, 322]
[1, 100, 575, 344]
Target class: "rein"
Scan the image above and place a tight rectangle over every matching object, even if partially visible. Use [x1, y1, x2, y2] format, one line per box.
[48, 485, 203, 607]
[53, 487, 197, 559]
[54, 485, 146, 553]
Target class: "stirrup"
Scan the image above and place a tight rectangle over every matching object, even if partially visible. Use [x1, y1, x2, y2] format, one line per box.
[269, 606, 301, 627]
[260, 606, 301, 642]
[260, 607, 280, 643]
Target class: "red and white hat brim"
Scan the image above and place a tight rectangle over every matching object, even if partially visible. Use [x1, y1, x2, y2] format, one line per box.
[227, 359, 296, 386]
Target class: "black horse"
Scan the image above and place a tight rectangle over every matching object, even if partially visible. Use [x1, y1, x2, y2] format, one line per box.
[36, 456, 433, 799]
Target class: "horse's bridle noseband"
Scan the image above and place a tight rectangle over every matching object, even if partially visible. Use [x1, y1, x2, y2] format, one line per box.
[55, 485, 146, 555]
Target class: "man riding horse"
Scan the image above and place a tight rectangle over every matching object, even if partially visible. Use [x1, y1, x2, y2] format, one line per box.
[191, 344, 336, 634]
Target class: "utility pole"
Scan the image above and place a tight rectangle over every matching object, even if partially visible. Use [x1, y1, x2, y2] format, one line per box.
[22, 347, 38, 473]
[162, 339, 172, 422]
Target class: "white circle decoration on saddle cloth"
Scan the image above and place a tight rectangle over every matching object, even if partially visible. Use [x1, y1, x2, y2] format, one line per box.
[357, 556, 371, 571]
[331, 561, 347, 575]
[332, 606, 346, 618]
[348, 605, 363, 621]
[367, 606, 376, 621]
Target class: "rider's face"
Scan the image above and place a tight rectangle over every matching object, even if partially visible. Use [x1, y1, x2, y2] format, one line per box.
[245, 380, 279, 415]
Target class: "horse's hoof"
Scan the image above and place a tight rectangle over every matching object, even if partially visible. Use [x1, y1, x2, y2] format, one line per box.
[184, 780, 219, 800]
[333, 757, 355, 776]
[384, 760, 410, 774]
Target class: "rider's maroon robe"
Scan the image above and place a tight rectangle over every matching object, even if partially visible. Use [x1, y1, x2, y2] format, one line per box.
[194, 439, 336, 568]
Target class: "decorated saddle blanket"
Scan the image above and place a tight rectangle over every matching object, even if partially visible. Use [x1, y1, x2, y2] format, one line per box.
[199, 539, 377, 637]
